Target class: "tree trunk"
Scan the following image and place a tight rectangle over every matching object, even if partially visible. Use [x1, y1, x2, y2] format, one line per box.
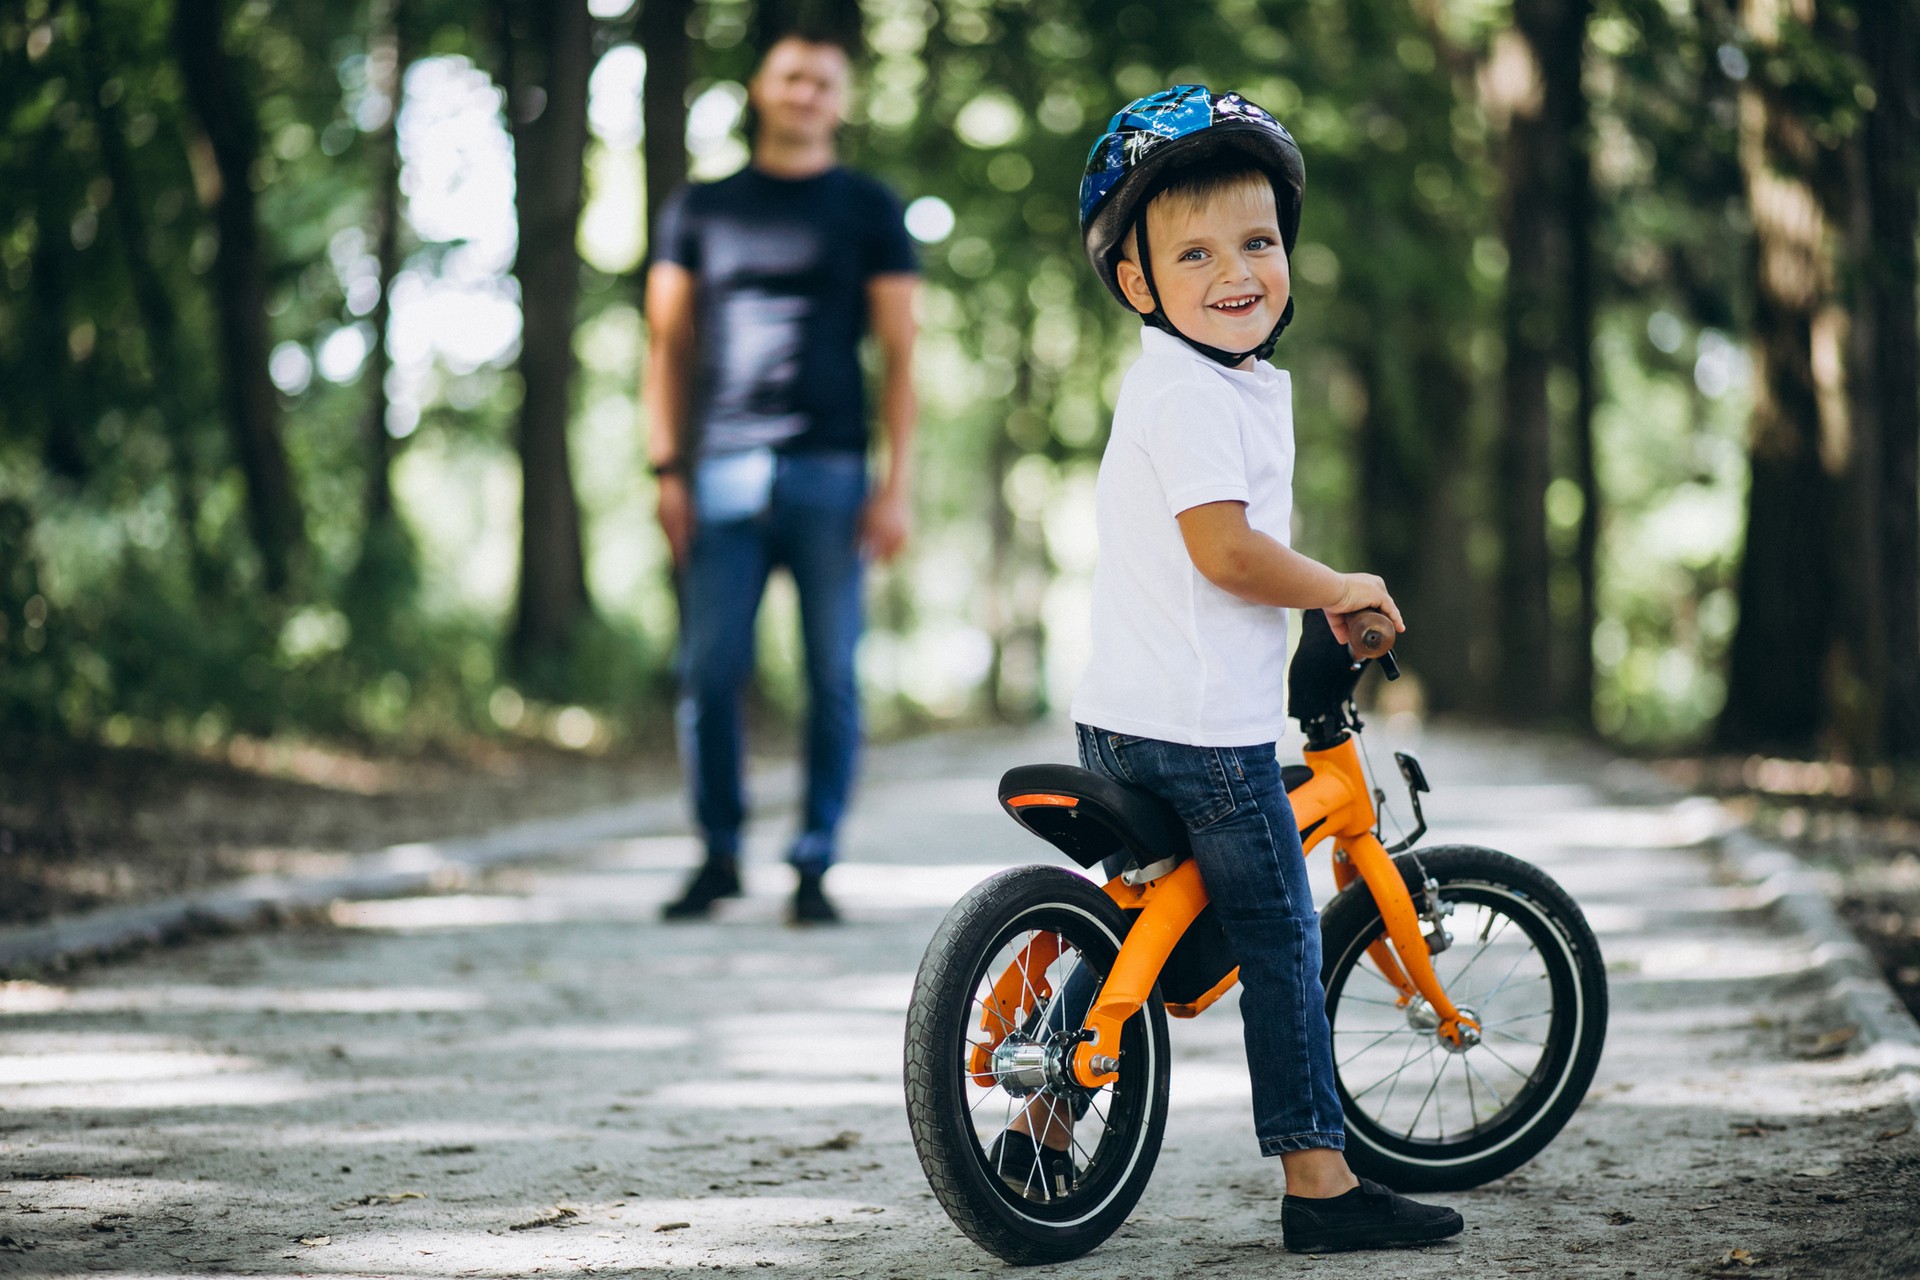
[1822, 0, 1920, 763]
[1717, 0, 1844, 754]
[1493, 3, 1586, 723]
[1352, 335, 1481, 714]
[502, 0, 594, 683]
[78, 0, 218, 597]
[361, 0, 410, 529]
[639, 0, 693, 259]
[1561, 13, 1598, 730]
[170, 0, 305, 595]
[26, 128, 83, 481]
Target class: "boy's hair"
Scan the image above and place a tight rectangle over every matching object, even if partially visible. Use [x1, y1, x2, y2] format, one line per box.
[1120, 161, 1289, 262]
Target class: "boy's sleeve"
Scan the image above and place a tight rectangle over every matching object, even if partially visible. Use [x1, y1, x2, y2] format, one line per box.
[1139, 381, 1251, 517]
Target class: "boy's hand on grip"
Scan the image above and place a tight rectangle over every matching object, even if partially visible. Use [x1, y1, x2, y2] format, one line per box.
[1323, 574, 1404, 646]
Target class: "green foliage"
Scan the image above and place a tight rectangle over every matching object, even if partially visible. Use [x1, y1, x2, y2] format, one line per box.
[0, 0, 1888, 757]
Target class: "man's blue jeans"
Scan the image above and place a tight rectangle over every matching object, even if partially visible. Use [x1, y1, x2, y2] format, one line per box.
[677, 451, 866, 873]
[1074, 723, 1347, 1155]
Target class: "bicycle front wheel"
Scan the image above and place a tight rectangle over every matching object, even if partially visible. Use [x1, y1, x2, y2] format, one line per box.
[1320, 845, 1608, 1191]
[904, 865, 1170, 1265]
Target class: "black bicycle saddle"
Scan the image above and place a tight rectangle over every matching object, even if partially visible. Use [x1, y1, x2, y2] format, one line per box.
[998, 761, 1315, 871]
[998, 764, 1187, 870]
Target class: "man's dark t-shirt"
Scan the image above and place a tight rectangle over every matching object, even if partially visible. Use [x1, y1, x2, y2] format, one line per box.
[656, 166, 917, 458]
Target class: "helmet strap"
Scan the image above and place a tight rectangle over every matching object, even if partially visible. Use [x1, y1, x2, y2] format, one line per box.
[1133, 208, 1293, 368]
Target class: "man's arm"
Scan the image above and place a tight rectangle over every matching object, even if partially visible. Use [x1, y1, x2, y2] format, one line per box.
[1175, 500, 1404, 643]
[861, 271, 919, 561]
[644, 260, 698, 566]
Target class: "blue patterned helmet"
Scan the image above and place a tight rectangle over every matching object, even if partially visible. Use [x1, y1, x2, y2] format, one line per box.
[1079, 85, 1306, 310]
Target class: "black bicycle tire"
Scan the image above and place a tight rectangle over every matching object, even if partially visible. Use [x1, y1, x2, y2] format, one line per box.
[1318, 845, 1608, 1191]
[904, 865, 1171, 1265]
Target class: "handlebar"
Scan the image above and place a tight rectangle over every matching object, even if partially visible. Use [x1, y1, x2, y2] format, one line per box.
[1345, 609, 1397, 662]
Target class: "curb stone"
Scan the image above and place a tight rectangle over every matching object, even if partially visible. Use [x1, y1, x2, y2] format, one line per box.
[1717, 825, 1920, 1128]
[1557, 750, 1918, 1129]
[0, 720, 1058, 979]
[0, 764, 799, 978]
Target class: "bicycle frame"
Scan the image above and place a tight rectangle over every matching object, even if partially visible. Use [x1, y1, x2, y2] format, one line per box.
[1041, 733, 1480, 1092]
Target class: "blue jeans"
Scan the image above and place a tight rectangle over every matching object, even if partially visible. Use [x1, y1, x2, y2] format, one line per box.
[677, 451, 866, 872]
[1075, 723, 1346, 1155]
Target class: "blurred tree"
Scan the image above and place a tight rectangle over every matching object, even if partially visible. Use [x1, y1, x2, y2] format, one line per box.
[359, 0, 411, 533]
[638, 0, 693, 255]
[1312, 0, 1494, 715]
[499, 0, 595, 687]
[75, 0, 218, 600]
[1491, 0, 1593, 724]
[1717, 0, 1848, 754]
[1832, 0, 1919, 762]
[344, 0, 422, 652]
[171, 0, 306, 595]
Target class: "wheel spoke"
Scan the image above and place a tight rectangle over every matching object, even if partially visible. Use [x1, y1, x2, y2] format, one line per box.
[1485, 1008, 1552, 1028]
[1351, 1032, 1433, 1105]
[1404, 1049, 1448, 1140]
[1444, 912, 1513, 990]
[1478, 945, 1536, 1006]
[1464, 1054, 1510, 1114]
[1337, 993, 1407, 1009]
[1477, 1039, 1537, 1081]
[1338, 1025, 1417, 1070]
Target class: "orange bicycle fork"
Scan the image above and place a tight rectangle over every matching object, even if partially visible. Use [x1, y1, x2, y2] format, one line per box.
[1057, 735, 1478, 1091]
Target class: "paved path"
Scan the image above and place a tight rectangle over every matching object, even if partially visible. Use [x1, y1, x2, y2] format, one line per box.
[2, 725, 1916, 1279]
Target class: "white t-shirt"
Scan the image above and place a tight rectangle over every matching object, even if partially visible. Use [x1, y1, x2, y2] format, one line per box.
[1071, 327, 1296, 747]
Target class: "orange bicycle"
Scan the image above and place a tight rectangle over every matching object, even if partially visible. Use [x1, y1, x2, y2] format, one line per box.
[904, 611, 1608, 1264]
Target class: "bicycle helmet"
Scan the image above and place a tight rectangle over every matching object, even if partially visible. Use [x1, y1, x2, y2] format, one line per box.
[1079, 85, 1306, 366]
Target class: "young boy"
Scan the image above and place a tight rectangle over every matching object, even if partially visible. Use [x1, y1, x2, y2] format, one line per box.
[1070, 86, 1464, 1254]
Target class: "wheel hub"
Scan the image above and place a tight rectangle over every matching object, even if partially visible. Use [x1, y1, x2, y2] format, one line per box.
[990, 1031, 1086, 1096]
[1405, 999, 1482, 1055]
[990, 1036, 1055, 1096]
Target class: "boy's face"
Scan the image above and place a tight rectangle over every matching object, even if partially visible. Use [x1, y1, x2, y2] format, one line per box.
[1115, 179, 1290, 360]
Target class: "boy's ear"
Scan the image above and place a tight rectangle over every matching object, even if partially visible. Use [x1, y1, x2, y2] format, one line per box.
[1115, 256, 1156, 316]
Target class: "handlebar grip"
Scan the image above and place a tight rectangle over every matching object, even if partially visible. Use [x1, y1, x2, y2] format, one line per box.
[1347, 609, 1396, 661]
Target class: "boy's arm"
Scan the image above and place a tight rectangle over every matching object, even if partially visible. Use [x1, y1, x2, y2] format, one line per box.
[1176, 500, 1404, 643]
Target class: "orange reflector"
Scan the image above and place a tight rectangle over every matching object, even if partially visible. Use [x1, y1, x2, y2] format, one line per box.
[1005, 793, 1079, 809]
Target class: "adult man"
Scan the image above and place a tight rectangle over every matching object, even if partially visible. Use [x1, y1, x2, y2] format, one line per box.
[643, 32, 918, 924]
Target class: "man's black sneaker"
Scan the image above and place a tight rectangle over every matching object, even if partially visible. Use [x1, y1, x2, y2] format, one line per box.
[790, 870, 841, 924]
[1281, 1178, 1463, 1253]
[661, 857, 741, 920]
[985, 1130, 1076, 1200]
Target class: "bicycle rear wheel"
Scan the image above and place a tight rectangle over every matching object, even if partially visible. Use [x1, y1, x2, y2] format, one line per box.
[904, 865, 1170, 1265]
[1319, 845, 1607, 1191]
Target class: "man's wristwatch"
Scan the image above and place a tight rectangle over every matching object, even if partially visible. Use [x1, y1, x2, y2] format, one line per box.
[650, 458, 685, 478]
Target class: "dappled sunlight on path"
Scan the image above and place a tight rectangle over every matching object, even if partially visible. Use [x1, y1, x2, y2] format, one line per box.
[1, 724, 1914, 1278]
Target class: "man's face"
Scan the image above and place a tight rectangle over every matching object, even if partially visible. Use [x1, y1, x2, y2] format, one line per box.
[1118, 179, 1291, 358]
[749, 39, 849, 147]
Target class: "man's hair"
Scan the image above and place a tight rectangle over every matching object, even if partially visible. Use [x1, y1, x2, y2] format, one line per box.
[755, 25, 855, 67]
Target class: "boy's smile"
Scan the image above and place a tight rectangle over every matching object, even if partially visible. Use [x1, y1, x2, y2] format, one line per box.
[1115, 178, 1291, 364]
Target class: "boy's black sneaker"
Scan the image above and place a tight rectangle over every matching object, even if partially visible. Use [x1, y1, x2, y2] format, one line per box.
[1281, 1178, 1463, 1254]
[985, 1130, 1076, 1199]
[660, 856, 741, 920]
[790, 870, 841, 924]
